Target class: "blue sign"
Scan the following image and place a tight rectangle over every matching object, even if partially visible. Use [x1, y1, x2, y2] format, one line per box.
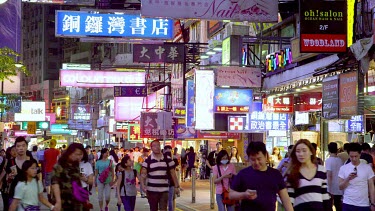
[346, 115, 364, 132]
[249, 112, 289, 131]
[214, 88, 253, 107]
[186, 80, 194, 127]
[55, 11, 173, 39]
[51, 124, 72, 134]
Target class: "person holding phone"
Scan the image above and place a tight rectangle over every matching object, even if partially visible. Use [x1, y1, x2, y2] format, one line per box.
[339, 142, 375, 211]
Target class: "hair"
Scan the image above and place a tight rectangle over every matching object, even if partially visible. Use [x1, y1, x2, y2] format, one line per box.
[109, 149, 119, 163]
[15, 136, 27, 146]
[216, 142, 222, 146]
[362, 143, 371, 151]
[288, 145, 294, 150]
[120, 155, 131, 168]
[49, 139, 57, 148]
[62, 144, 66, 149]
[26, 150, 32, 158]
[343, 143, 350, 152]
[246, 141, 267, 157]
[287, 139, 317, 189]
[216, 150, 230, 166]
[20, 159, 38, 184]
[5, 146, 15, 159]
[99, 148, 109, 160]
[143, 148, 149, 153]
[164, 145, 172, 151]
[230, 146, 240, 163]
[85, 145, 91, 149]
[81, 145, 89, 163]
[272, 147, 282, 160]
[347, 142, 362, 154]
[173, 147, 178, 155]
[189, 146, 194, 154]
[32, 146, 38, 152]
[150, 139, 161, 147]
[328, 142, 338, 154]
[58, 143, 85, 167]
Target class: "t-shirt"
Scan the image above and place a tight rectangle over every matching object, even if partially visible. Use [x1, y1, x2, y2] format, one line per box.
[95, 159, 115, 184]
[338, 162, 375, 206]
[133, 151, 142, 163]
[44, 148, 60, 173]
[325, 156, 344, 195]
[79, 161, 94, 188]
[231, 166, 285, 211]
[230, 156, 242, 164]
[119, 170, 137, 196]
[213, 164, 236, 194]
[13, 178, 43, 208]
[277, 157, 290, 177]
[142, 153, 175, 192]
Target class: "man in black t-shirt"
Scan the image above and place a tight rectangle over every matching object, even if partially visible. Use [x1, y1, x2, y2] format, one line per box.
[205, 142, 223, 177]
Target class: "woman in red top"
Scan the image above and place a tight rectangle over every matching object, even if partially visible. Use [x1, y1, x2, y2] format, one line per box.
[213, 150, 236, 211]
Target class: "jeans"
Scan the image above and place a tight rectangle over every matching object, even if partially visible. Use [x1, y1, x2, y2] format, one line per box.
[147, 191, 169, 211]
[121, 196, 136, 211]
[343, 203, 370, 211]
[168, 186, 175, 211]
[216, 194, 234, 211]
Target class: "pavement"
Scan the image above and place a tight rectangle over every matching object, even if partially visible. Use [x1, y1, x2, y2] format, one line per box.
[0, 179, 217, 211]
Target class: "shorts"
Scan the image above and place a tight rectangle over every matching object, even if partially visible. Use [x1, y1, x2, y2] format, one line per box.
[45, 172, 53, 186]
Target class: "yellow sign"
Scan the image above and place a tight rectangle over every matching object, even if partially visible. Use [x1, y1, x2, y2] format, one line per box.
[27, 122, 36, 134]
[222, 37, 231, 65]
[347, 0, 355, 47]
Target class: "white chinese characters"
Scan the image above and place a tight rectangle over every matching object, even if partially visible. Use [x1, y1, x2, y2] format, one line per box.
[62, 15, 80, 33]
[130, 17, 147, 35]
[85, 16, 103, 33]
[108, 17, 125, 34]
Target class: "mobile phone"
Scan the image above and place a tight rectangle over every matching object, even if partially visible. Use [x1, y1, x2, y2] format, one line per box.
[80, 168, 84, 173]
[247, 189, 257, 193]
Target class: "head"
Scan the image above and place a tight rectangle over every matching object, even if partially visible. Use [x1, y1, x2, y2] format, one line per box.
[120, 155, 133, 169]
[6, 146, 16, 159]
[109, 149, 119, 163]
[311, 143, 320, 155]
[189, 146, 194, 153]
[15, 136, 28, 156]
[285, 145, 294, 158]
[150, 140, 162, 154]
[287, 139, 317, 189]
[134, 147, 139, 152]
[347, 142, 362, 165]
[343, 143, 350, 152]
[99, 148, 109, 160]
[173, 147, 178, 155]
[362, 143, 371, 153]
[216, 142, 223, 151]
[62, 144, 66, 149]
[58, 143, 85, 167]
[216, 150, 230, 166]
[164, 145, 172, 157]
[80, 146, 89, 163]
[246, 142, 268, 171]
[49, 139, 57, 148]
[142, 148, 149, 156]
[0, 149, 5, 157]
[328, 142, 338, 154]
[21, 159, 38, 182]
[85, 145, 91, 154]
[32, 145, 38, 152]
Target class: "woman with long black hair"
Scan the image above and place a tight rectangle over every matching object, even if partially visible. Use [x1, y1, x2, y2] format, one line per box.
[95, 148, 115, 211]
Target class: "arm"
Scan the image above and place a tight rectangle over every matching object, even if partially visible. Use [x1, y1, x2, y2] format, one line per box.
[339, 175, 355, 190]
[8, 198, 20, 211]
[326, 170, 332, 194]
[169, 168, 180, 194]
[205, 159, 212, 170]
[39, 193, 54, 210]
[278, 188, 294, 211]
[116, 172, 122, 204]
[140, 167, 147, 192]
[94, 169, 99, 186]
[369, 177, 375, 206]
[51, 184, 62, 211]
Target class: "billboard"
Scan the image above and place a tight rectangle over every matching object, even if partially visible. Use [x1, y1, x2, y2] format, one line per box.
[114, 97, 143, 121]
[215, 66, 261, 88]
[195, 71, 215, 130]
[0, 0, 21, 53]
[186, 80, 195, 127]
[59, 70, 145, 88]
[263, 95, 294, 113]
[56, 11, 173, 39]
[322, 76, 339, 119]
[339, 71, 358, 116]
[133, 43, 185, 63]
[300, 0, 347, 53]
[70, 104, 91, 121]
[114, 86, 147, 97]
[214, 88, 253, 113]
[22, 0, 95, 5]
[14, 102, 45, 121]
[141, 0, 278, 22]
[140, 112, 174, 139]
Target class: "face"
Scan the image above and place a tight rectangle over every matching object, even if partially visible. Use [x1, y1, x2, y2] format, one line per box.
[16, 141, 27, 156]
[151, 142, 161, 154]
[221, 155, 229, 162]
[11, 148, 17, 157]
[295, 143, 313, 164]
[69, 149, 84, 163]
[0, 151, 5, 157]
[249, 152, 267, 171]
[274, 148, 279, 155]
[126, 159, 133, 167]
[216, 143, 223, 151]
[135, 148, 139, 152]
[232, 148, 237, 154]
[86, 148, 91, 154]
[27, 163, 38, 178]
[349, 151, 361, 165]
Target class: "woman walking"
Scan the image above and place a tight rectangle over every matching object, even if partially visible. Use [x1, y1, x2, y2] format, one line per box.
[117, 155, 139, 211]
[271, 147, 282, 168]
[185, 147, 196, 180]
[9, 160, 54, 211]
[286, 139, 332, 211]
[95, 148, 115, 211]
[213, 150, 236, 211]
[229, 147, 242, 164]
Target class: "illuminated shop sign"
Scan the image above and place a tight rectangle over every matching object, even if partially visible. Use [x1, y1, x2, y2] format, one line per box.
[346, 115, 364, 132]
[140, 112, 174, 139]
[56, 11, 173, 39]
[21, 121, 50, 130]
[263, 95, 294, 113]
[195, 71, 215, 130]
[71, 104, 91, 121]
[249, 112, 289, 131]
[128, 124, 141, 141]
[14, 102, 46, 121]
[186, 80, 195, 127]
[214, 88, 253, 113]
[114, 86, 147, 97]
[265, 48, 293, 72]
[173, 107, 186, 118]
[50, 124, 72, 134]
[297, 93, 322, 112]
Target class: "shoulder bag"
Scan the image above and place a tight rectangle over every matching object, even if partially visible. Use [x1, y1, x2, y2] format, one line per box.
[98, 160, 113, 183]
[217, 165, 237, 206]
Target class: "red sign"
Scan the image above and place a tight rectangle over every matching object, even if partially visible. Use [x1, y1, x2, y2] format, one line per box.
[196, 131, 241, 139]
[263, 95, 294, 113]
[128, 124, 141, 141]
[215, 106, 250, 113]
[140, 112, 174, 139]
[300, 34, 347, 53]
[339, 72, 358, 116]
[297, 93, 322, 112]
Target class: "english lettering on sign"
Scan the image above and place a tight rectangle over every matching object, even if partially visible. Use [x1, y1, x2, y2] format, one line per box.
[303, 39, 345, 48]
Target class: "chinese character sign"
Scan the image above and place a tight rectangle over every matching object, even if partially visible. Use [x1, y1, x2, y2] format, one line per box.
[249, 112, 288, 131]
[186, 80, 195, 127]
[71, 104, 91, 121]
[133, 44, 185, 63]
[128, 124, 141, 141]
[214, 88, 253, 113]
[263, 95, 294, 113]
[140, 112, 174, 139]
[173, 107, 186, 118]
[346, 115, 363, 132]
[56, 11, 173, 39]
[297, 93, 322, 112]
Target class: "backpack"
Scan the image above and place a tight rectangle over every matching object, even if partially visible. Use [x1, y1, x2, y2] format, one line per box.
[119, 169, 137, 196]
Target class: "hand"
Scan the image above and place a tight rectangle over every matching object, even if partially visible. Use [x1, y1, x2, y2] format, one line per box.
[174, 187, 180, 195]
[282, 161, 289, 167]
[243, 189, 257, 200]
[142, 185, 147, 193]
[110, 181, 115, 187]
[224, 173, 232, 178]
[80, 175, 87, 182]
[371, 205, 375, 211]
[117, 198, 122, 206]
[347, 173, 357, 181]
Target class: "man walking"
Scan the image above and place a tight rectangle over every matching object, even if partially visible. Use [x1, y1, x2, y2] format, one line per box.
[141, 140, 180, 211]
[44, 139, 60, 202]
[326, 142, 344, 211]
[229, 142, 293, 211]
[339, 142, 375, 211]
[205, 142, 223, 178]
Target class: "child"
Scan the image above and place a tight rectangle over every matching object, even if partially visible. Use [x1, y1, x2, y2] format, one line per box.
[115, 163, 124, 211]
[117, 155, 140, 211]
[9, 160, 55, 211]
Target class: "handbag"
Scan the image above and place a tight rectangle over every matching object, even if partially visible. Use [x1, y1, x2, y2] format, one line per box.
[98, 160, 112, 183]
[217, 165, 236, 206]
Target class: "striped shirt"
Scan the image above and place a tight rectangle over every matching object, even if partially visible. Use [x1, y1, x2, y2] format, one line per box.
[287, 165, 331, 211]
[142, 153, 175, 192]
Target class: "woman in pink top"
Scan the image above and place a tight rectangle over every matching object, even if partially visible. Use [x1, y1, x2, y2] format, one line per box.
[213, 150, 236, 211]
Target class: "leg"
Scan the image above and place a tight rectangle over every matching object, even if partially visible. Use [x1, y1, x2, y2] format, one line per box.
[216, 194, 225, 211]
[147, 191, 159, 211]
[97, 182, 105, 210]
[104, 183, 111, 208]
[159, 191, 169, 211]
[2, 193, 9, 211]
[168, 186, 174, 211]
[333, 195, 342, 211]
[130, 196, 136, 211]
[121, 196, 132, 211]
[45, 172, 52, 201]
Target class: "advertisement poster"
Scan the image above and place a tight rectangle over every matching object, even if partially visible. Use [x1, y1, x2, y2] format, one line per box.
[215, 66, 261, 88]
[214, 88, 253, 113]
[140, 112, 174, 139]
[186, 80, 195, 127]
[339, 72, 357, 116]
[0, 0, 21, 53]
[322, 77, 339, 119]
[195, 71, 214, 130]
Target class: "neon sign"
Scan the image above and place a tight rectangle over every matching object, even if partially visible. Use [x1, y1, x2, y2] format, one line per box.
[265, 48, 292, 72]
